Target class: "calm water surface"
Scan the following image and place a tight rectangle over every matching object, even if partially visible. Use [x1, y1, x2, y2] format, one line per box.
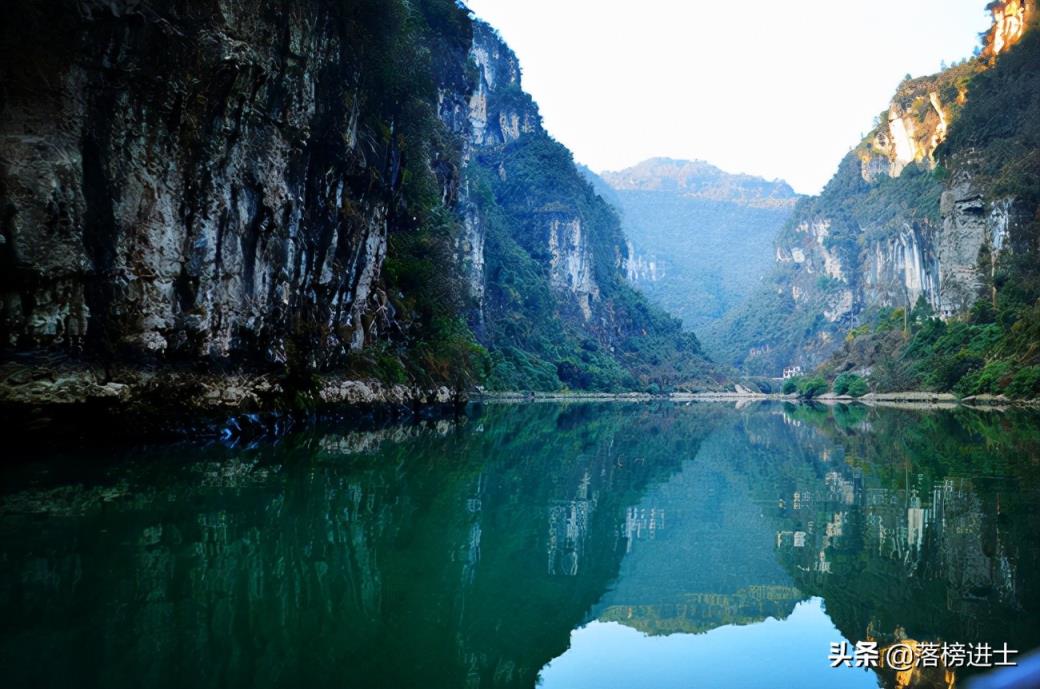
[1, 402, 1038, 688]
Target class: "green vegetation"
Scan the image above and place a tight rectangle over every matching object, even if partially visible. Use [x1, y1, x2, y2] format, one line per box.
[832, 373, 868, 397]
[779, 372, 866, 399]
[939, 22, 1040, 207]
[270, 0, 491, 395]
[470, 134, 716, 392]
[782, 375, 829, 399]
[818, 290, 1040, 398]
[704, 147, 949, 377]
[798, 376, 829, 399]
[712, 13, 1040, 394]
[701, 264, 821, 377]
[292, 6, 717, 394]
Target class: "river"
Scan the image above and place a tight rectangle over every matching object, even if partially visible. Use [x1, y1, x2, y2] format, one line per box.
[2, 402, 1038, 688]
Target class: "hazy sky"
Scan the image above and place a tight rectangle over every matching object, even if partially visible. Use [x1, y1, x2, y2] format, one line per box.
[464, 0, 993, 194]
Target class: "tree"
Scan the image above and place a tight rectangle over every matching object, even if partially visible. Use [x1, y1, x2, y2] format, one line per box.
[834, 373, 868, 397]
[798, 376, 829, 399]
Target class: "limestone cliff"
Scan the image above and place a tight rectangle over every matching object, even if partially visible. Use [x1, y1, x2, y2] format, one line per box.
[984, 0, 1033, 57]
[0, 1, 477, 375]
[464, 23, 607, 327]
[709, 0, 1039, 375]
[0, 2, 714, 424]
[4, 2, 468, 363]
[456, 25, 711, 392]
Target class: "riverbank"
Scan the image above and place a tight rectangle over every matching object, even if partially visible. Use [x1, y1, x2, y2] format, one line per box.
[0, 361, 462, 446]
[476, 389, 1040, 410]
[5, 359, 1038, 447]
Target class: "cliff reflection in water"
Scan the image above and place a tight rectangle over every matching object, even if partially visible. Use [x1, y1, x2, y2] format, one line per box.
[1, 403, 1039, 689]
[771, 404, 1040, 688]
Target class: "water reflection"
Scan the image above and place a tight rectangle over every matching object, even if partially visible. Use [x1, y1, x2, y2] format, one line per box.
[0, 402, 1038, 689]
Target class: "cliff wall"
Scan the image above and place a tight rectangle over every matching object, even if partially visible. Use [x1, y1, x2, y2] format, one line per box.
[709, 0, 1039, 375]
[0, 1, 716, 425]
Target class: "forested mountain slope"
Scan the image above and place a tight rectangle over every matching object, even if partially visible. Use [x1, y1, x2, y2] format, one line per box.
[583, 159, 798, 330]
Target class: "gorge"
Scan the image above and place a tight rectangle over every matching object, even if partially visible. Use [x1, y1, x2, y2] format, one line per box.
[582, 158, 798, 331]
[3, 2, 1040, 689]
[3, 0, 1038, 417]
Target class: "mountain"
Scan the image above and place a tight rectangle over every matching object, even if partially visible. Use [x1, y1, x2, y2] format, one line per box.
[601, 158, 797, 209]
[459, 27, 712, 392]
[0, 0, 717, 426]
[706, 0, 1040, 388]
[586, 159, 798, 330]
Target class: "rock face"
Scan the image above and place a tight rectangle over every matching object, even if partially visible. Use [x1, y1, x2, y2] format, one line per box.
[466, 24, 539, 148]
[769, 204, 942, 336]
[452, 25, 708, 391]
[463, 23, 609, 330]
[0, 1, 452, 367]
[864, 224, 939, 314]
[546, 216, 599, 320]
[859, 87, 953, 182]
[713, 0, 1038, 375]
[0, 2, 470, 411]
[624, 242, 660, 283]
[937, 178, 1031, 317]
[984, 0, 1033, 57]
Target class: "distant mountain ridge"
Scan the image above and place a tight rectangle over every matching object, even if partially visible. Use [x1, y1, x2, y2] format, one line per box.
[583, 160, 799, 331]
[601, 158, 799, 210]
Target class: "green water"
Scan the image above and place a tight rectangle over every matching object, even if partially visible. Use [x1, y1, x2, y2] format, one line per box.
[1, 402, 1039, 689]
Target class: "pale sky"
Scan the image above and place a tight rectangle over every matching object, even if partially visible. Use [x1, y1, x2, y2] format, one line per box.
[464, 0, 993, 194]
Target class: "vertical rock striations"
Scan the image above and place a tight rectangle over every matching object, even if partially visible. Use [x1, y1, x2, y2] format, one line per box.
[0, 1, 475, 374]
